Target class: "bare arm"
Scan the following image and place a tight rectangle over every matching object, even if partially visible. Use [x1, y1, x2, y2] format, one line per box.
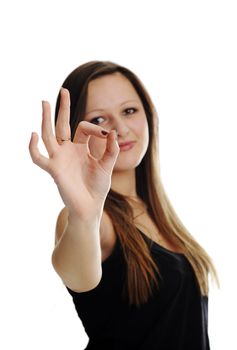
[29, 88, 119, 293]
[52, 210, 102, 292]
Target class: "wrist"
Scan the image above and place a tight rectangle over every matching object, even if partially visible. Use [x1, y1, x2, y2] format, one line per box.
[67, 210, 102, 227]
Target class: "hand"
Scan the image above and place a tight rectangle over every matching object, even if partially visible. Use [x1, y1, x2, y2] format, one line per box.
[29, 88, 120, 218]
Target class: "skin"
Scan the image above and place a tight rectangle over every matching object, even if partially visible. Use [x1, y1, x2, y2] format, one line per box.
[82, 73, 181, 251]
[29, 71, 182, 264]
[83, 72, 149, 197]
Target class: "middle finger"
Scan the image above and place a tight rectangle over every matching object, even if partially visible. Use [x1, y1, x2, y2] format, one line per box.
[55, 87, 71, 143]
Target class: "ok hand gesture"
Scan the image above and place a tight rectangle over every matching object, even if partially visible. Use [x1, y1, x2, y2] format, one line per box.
[29, 88, 120, 218]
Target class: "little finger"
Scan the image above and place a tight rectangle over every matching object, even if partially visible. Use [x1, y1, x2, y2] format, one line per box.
[29, 132, 50, 171]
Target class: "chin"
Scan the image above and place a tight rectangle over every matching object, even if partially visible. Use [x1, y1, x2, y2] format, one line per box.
[115, 144, 148, 169]
[113, 155, 145, 172]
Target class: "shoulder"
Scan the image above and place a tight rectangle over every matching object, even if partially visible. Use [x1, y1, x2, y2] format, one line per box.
[100, 210, 117, 262]
[100, 210, 115, 245]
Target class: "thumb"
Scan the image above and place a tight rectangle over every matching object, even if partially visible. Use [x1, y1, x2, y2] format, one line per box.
[98, 130, 120, 174]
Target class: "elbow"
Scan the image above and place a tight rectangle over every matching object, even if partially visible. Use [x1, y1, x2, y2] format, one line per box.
[51, 252, 102, 293]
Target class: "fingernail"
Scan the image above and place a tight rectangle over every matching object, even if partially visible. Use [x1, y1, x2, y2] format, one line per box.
[101, 130, 108, 135]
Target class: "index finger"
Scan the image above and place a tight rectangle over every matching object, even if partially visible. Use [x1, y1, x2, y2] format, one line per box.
[55, 87, 71, 141]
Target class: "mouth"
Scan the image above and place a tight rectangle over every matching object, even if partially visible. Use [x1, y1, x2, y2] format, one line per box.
[119, 141, 136, 151]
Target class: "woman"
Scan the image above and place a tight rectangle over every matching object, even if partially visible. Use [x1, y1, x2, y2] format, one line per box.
[29, 60, 219, 349]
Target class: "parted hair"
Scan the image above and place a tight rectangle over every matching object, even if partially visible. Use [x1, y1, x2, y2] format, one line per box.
[54, 60, 219, 307]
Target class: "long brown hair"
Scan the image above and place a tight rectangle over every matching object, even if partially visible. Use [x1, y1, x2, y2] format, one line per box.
[55, 60, 219, 307]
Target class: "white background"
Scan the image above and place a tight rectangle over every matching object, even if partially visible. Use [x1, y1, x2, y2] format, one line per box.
[1, 0, 236, 349]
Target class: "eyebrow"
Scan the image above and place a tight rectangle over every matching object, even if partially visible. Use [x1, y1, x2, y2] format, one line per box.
[85, 99, 139, 115]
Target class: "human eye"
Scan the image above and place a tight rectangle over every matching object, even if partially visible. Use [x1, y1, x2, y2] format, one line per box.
[124, 107, 138, 115]
[89, 116, 105, 125]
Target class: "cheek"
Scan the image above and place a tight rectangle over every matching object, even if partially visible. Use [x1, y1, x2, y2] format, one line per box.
[135, 118, 149, 144]
[88, 136, 107, 159]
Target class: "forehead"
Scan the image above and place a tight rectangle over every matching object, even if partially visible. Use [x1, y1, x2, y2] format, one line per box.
[86, 73, 141, 109]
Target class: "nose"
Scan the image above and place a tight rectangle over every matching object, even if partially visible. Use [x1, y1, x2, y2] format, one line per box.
[111, 118, 130, 137]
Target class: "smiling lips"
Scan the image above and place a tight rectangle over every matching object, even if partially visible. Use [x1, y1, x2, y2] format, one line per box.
[118, 141, 136, 151]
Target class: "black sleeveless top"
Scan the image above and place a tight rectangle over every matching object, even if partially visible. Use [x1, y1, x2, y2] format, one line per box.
[66, 230, 210, 350]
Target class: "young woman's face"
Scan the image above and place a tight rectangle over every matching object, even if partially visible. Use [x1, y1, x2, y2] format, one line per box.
[83, 72, 149, 172]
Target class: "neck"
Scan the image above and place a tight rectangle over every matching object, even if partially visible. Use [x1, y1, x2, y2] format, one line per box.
[111, 169, 137, 197]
